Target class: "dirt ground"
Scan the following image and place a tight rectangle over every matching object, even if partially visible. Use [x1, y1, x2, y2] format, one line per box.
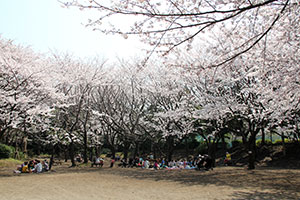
[0, 161, 300, 200]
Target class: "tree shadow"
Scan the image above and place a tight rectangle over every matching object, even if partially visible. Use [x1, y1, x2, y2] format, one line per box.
[99, 166, 300, 199]
[231, 190, 298, 200]
[2, 163, 300, 199]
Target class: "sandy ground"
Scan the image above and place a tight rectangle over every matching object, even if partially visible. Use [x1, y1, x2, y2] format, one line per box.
[0, 162, 300, 200]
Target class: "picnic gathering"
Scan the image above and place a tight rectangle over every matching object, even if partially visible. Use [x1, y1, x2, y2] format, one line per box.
[89, 153, 214, 172]
[14, 159, 49, 174]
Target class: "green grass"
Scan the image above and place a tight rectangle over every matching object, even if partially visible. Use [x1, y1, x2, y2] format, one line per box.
[0, 158, 23, 168]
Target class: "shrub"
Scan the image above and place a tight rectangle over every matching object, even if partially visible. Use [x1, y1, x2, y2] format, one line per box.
[0, 144, 13, 159]
[274, 138, 290, 145]
[256, 139, 272, 146]
[232, 140, 243, 148]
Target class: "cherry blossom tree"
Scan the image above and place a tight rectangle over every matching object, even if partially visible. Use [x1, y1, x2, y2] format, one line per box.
[91, 62, 150, 159]
[63, 0, 294, 65]
[47, 53, 106, 166]
[139, 65, 196, 160]
[0, 38, 58, 156]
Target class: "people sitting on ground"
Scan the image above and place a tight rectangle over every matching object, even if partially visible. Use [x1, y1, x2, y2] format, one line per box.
[115, 155, 120, 161]
[21, 161, 29, 173]
[99, 157, 104, 166]
[14, 160, 50, 174]
[197, 155, 205, 169]
[149, 154, 154, 160]
[14, 161, 27, 173]
[203, 154, 213, 170]
[76, 154, 82, 162]
[34, 160, 43, 173]
[139, 157, 143, 163]
[42, 160, 49, 172]
[136, 157, 143, 167]
[154, 160, 159, 170]
[14, 164, 22, 173]
[168, 160, 174, 168]
[132, 157, 139, 167]
[120, 158, 128, 168]
[143, 159, 150, 169]
[28, 160, 35, 172]
[91, 156, 104, 167]
[224, 152, 232, 166]
[160, 158, 167, 168]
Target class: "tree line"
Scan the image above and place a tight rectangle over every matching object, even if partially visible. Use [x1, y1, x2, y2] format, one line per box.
[1, 0, 299, 169]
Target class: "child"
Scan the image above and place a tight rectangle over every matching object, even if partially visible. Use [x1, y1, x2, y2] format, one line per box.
[110, 158, 115, 168]
[224, 152, 232, 166]
[154, 160, 159, 170]
[21, 162, 29, 173]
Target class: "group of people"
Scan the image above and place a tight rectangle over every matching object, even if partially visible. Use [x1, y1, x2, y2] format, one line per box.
[14, 159, 49, 174]
[117, 154, 213, 171]
[91, 156, 104, 167]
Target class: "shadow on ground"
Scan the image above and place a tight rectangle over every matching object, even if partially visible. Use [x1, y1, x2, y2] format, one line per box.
[230, 190, 297, 200]
[100, 166, 300, 199]
[2, 162, 300, 199]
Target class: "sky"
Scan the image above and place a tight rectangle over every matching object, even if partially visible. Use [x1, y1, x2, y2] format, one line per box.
[0, 0, 143, 61]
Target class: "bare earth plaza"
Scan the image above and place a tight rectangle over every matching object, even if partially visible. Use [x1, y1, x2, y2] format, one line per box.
[1, 160, 300, 200]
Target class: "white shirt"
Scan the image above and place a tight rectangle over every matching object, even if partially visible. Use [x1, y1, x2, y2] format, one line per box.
[36, 163, 42, 173]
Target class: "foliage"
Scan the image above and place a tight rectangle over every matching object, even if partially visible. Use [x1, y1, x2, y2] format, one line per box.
[274, 139, 291, 145]
[0, 144, 14, 159]
[256, 139, 273, 146]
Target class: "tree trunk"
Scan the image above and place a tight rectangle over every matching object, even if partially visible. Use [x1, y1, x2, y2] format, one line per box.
[248, 135, 256, 170]
[123, 146, 129, 161]
[153, 143, 157, 159]
[83, 131, 88, 163]
[64, 147, 68, 162]
[221, 134, 227, 153]
[49, 145, 56, 170]
[242, 136, 247, 145]
[166, 136, 174, 161]
[95, 146, 99, 157]
[133, 142, 139, 158]
[261, 128, 265, 146]
[208, 141, 216, 167]
[69, 142, 76, 167]
[167, 149, 174, 162]
[89, 147, 94, 161]
[22, 136, 28, 158]
[0, 128, 7, 142]
[185, 136, 189, 160]
[109, 146, 116, 159]
[14, 140, 19, 159]
[281, 135, 286, 156]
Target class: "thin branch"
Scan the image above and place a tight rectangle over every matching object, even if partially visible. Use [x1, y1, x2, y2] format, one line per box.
[212, 0, 289, 68]
[63, 0, 277, 17]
